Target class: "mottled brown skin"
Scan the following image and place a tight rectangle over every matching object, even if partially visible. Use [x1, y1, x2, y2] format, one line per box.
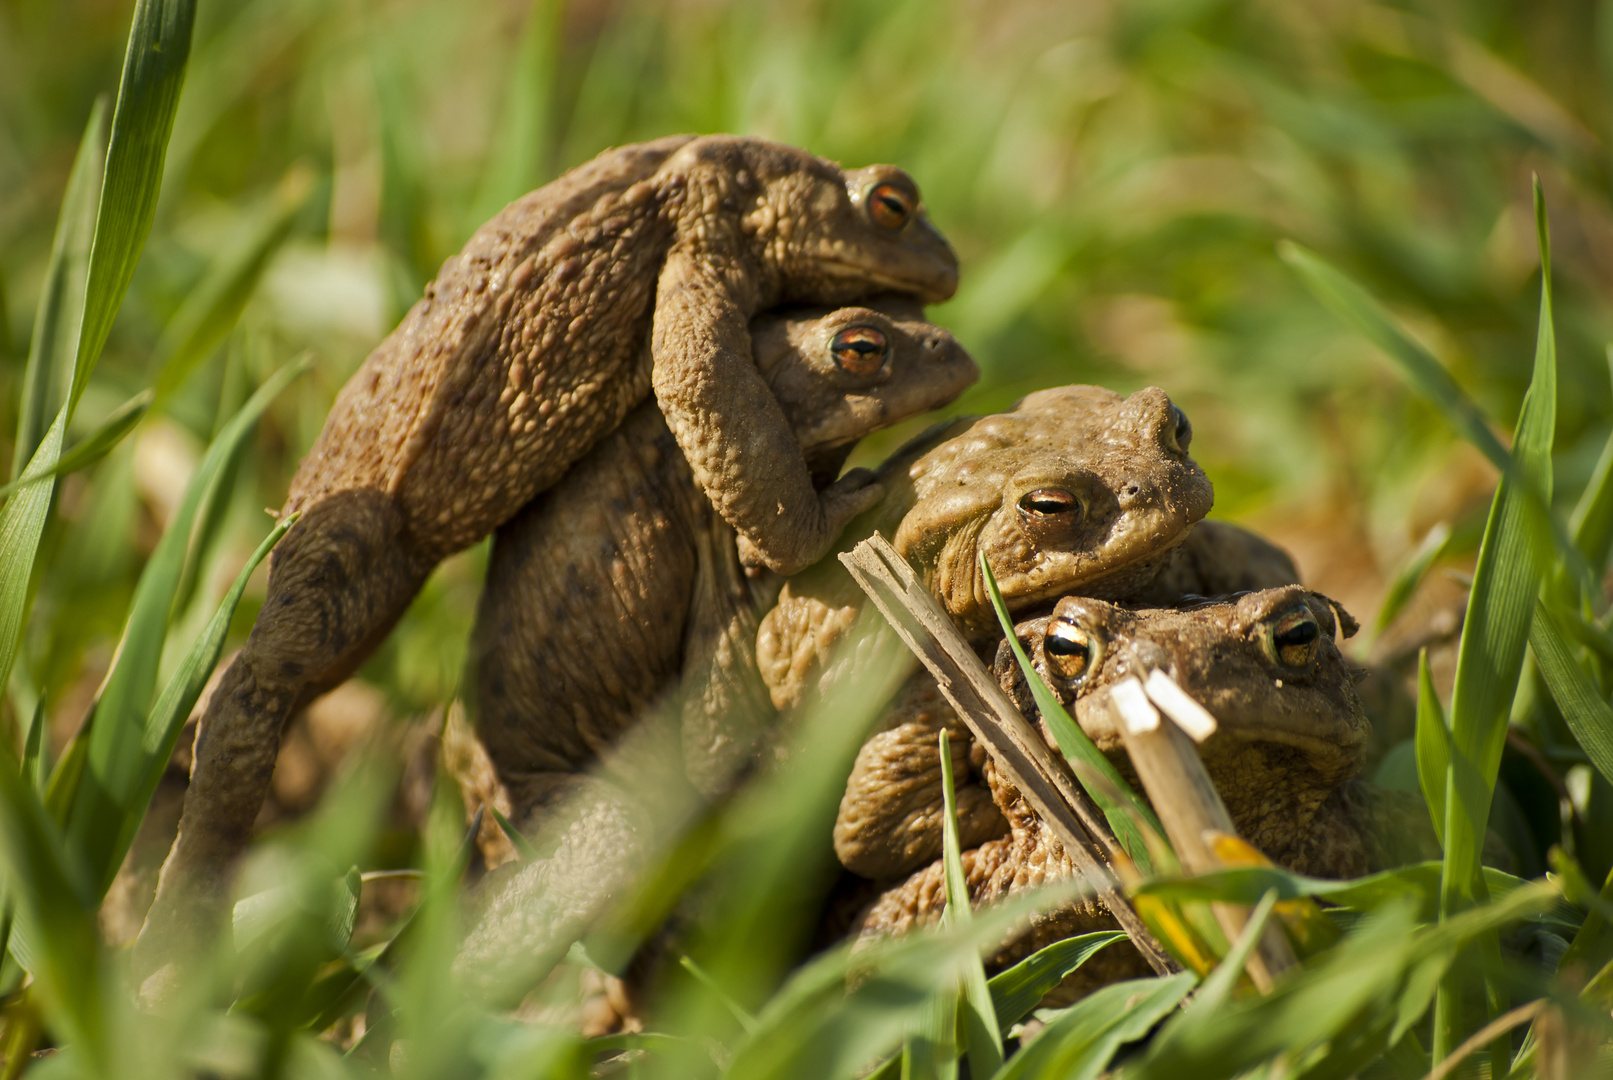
[470, 297, 978, 820]
[136, 135, 958, 982]
[843, 587, 1379, 1001]
[756, 385, 1216, 712]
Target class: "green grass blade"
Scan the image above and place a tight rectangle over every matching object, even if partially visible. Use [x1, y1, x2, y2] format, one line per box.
[62, 358, 308, 890]
[102, 513, 293, 885]
[0, 103, 111, 703]
[1377, 523, 1451, 635]
[938, 729, 1002, 1078]
[1279, 237, 1592, 598]
[1567, 366, 1613, 580]
[68, 0, 197, 416]
[1181, 889, 1278, 1016]
[1530, 603, 1613, 788]
[150, 169, 313, 406]
[1414, 649, 1450, 841]
[13, 100, 106, 479]
[0, 742, 103, 1065]
[0, 390, 151, 504]
[488, 804, 539, 861]
[472, 0, 560, 227]
[679, 955, 759, 1035]
[1277, 239, 1510, 473]
[980, 551, 1163, 868]
[1432, 175, 1557, 1063]
[20, 699, 45, 793]
[990, 973, 1196, 1080]
[985, 932, 1124, 1033]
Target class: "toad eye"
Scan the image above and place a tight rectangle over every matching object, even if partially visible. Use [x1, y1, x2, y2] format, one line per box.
[1017, 488, 1082, 519]
[828, 325, 890, 376]
[1044, 618, 1103, 684]
[1266, 606, 1321, 669]
[1162, 404, 1193, 454]
[867, 183, 914, 230]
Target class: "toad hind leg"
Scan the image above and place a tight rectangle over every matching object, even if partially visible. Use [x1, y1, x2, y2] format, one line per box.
[133, 489, 433, 988]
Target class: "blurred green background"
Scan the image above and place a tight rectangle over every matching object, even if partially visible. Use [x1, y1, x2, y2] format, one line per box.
[2, 0, 1610, 776]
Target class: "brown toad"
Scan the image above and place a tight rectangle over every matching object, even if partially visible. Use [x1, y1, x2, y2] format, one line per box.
[843, 588, 1399, 1001]
[469, 297, 978, 823]
[756, 384, 1216, 712]
[139, 135, 958, 976]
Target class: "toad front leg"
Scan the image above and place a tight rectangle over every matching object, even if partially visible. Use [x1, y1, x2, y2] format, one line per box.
[651, 253, 884, 577]
[133, 490, 432, 991]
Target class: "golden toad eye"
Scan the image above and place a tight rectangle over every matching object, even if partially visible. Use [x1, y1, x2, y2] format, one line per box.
[1044, 618, 1101, 683]
[867, 183, 914, 230]
[828, 326, 889, 376]
[1163, 404, 1193, 454]
[1267, 607, 1321, 669]
[1017, 488, 1082, 519]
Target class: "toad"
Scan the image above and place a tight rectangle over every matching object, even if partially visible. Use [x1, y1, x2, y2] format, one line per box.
[842, 587, 1415, 1000]
[756, 384, 1216, 713]
[139, 135, 958, 975]
[470, 296, 978, 824]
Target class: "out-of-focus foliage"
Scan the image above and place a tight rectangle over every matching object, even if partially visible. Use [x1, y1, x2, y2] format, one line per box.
[2, 0, 1613, 1077]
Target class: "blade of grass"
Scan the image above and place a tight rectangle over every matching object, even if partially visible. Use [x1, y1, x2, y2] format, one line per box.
[68, 0, 197, 417]
[1179, 889, 1277, 1015]
[472, 0, 560, 227]
[1564, 351, 1613, 581]
[939, 729, 1002, 1077]
[1432, 177, 1557, 1063]
[13, 100, 106, 479]
[1530, 603, 1613, 787]
[0, 390, 151, 503]
[62, 358, 309, 891]
[1279, 233, 1591, 600]
[985, 932, 1125, 1034]
[980, 552, 1163, 869]
[678, 955, 758, 1035]
[1414, 649, 1451, 841]
[103, 513, 294, 882]
[990, 973, 1196, 1080]
[150, 167, 314, 406]
[1378, 523, 1452, 634]
[0, 743, 102, 1068]
[0, 104, 109, 703]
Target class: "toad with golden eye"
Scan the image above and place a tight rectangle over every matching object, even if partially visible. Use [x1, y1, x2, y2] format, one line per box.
[756, 384, 1218, 714]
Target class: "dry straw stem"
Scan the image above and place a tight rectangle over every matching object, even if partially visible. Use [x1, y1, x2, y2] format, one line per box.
[1100, 677, 1298, 991]
[838, 533, 1177, 977]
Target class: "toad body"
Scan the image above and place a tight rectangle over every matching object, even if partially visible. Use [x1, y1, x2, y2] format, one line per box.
[756, 385, 1217, 713]
[139, 135, 959, 976]
[841, 587, 1411, 1000]
[469, 297, 978, 822]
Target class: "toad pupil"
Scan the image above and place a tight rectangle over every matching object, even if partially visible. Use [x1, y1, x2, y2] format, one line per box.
[868, 183, 913, 229]
[1044, 621, 1093, 680]
[830, 327, 889, 375]
[1019, 489, 1079, 517]
[1273, 612, 1320, 666]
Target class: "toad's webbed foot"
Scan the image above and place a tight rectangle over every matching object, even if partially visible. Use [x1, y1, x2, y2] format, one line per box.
[133, 489, 431, 992]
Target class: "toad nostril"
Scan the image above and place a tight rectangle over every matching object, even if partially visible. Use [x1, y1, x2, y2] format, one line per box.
[1125, 484, 1140, 496]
